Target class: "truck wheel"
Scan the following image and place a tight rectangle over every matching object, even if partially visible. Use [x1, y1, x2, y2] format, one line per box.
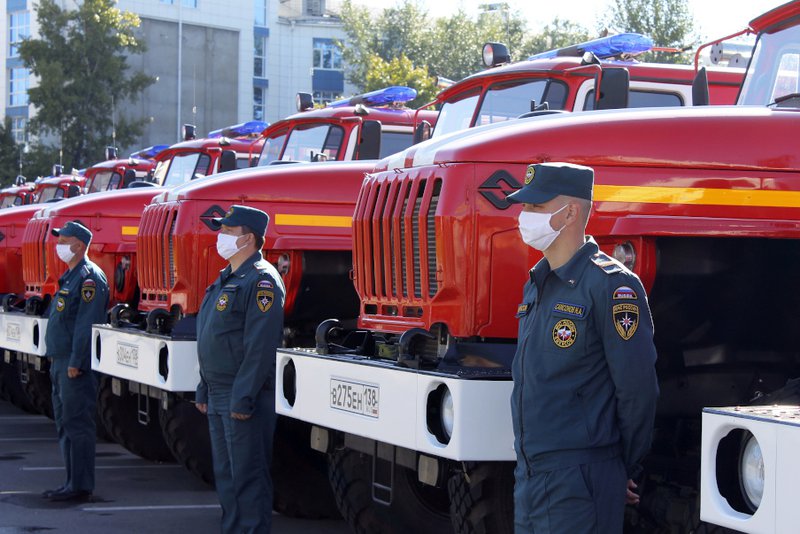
[0, 360, 36, 413]
[328, 448, 451, 534]
[448, 462, 514, 534]
[98, 376, 175, 462]
[23, 369, 54, 419]
[272, 417, 340, 519]
[159, 398, 214, 485]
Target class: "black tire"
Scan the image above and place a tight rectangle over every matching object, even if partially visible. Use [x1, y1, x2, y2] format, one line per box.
[97, 375, 175, 462]
[24, 368, 54, 419]
[328, 448, 451, 534]
[158, 397, 214, 485]
[448, 462, 515, 534]
[272, 417, 340, 519]
[0, 359, 36, 413]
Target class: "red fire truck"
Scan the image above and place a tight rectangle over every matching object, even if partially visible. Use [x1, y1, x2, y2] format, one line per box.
[272, 31, 789, 534]
[0, 177, 36, 208]
[0, 124, 265, 455]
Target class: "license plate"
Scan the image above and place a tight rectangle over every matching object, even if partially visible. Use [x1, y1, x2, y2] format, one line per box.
[5, 322, 21, 342]
[116, 342, 139, 369]
[330, 378, 380, 418]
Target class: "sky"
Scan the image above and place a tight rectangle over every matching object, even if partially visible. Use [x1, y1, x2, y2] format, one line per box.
[353, 0, 788, 41]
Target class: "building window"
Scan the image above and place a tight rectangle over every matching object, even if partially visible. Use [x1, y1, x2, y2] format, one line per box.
[313, 91, 341, 106]
[11, 117, 26, 144]
[159, 0, 197, 6]
[9, 68, 29, 107]
[255, 0, 267, 27]
[8, 11, 30, 58]
[254, 37, 266, 78]
[254, 87, 265, 121]
[304, 0, 324, 16]
[313, 38, 342, 70]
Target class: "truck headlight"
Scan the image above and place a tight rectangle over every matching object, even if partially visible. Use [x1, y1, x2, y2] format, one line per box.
[739, 432, 764, 511]
[441, 387, 454, 439]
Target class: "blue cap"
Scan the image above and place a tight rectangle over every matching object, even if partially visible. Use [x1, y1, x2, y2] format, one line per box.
[507, 162, 594, 204]
[211, 205, 269, 236]
[51, 220, 92, 245]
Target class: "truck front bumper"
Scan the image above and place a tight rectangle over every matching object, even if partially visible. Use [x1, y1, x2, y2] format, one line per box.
[701, 406, 800, 533]
[0, 310, 48, 356]
[276, 348, 515, 462]
[91, 324, 198, 392]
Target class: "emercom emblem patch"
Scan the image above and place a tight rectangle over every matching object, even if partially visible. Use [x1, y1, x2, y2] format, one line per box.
[56, 297, 66, 312]
[552, 319, 577, 348]
[81, 279, 96, 303]
[613, 303, 639, 340]
[216, 293, 229, 312]
[256, 290, 274, 313]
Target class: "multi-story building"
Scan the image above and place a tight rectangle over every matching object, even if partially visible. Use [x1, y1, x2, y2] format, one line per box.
[1, 0, 356, 151]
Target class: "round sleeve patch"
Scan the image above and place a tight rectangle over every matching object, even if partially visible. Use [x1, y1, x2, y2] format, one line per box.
[552, 319, 577, 348]
[81, 279, 96, 303]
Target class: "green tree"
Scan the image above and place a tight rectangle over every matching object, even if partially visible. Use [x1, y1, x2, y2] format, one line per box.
[363, 54, 438, 106]
[0, 119, 20, 186]
[18, 0, 154, 170]
[523, 18, 592, 57]
[600, 0, 697, 64]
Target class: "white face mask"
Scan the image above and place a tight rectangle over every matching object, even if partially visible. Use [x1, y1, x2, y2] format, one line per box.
[518, 204, 568, 251]
[56, 243, 75, 264]
[216, 233, 244, 260]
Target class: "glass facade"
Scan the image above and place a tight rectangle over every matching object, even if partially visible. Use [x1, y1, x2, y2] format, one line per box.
[253, 86, 265, 121]
[254, 36, 266, 78]
[313, 38, 342, 70]
[8, 11, 30, 58]
[255, 0, 267, 27]
[8, 67, 29, 107]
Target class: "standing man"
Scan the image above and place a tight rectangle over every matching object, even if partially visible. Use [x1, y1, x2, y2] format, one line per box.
[195, 205, 285, 534]
[508, 162, 659, 533]
[43, 221, 108, 502]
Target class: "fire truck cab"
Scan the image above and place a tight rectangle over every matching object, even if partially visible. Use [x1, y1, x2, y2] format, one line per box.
[0, 177, 35, 208]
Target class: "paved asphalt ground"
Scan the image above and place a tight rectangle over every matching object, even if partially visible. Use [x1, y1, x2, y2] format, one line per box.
[0, 399, 350, 534]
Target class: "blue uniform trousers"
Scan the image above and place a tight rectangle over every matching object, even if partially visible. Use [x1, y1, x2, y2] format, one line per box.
[514, 456, 627, 534]
[207, 388, 276, 534]
[49, 358, 97, 493]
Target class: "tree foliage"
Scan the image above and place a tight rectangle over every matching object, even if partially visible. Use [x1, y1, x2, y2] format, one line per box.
[363, 54, 437, 106]
[600, 0, 697, 64]
[0, 119, 20, 187]
[18, 0, 154, 170]
[524, 18, 592, 56]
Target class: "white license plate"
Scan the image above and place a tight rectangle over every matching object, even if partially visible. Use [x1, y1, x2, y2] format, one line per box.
[330, 378, 380, 418]
[5, 322, 21, 342]
[116, 342, 139, 369]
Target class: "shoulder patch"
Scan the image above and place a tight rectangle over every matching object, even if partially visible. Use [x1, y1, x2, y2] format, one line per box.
[81, 280, 96, 303]
[55, 297, 66, 312]
[613, 303, 639, 340]
[515, 303, 529, 318]
[613, 286, 637, 300]
[256, 289, 274, 313]
[591, 252, 623, 275]
[257, 279, 273, 289]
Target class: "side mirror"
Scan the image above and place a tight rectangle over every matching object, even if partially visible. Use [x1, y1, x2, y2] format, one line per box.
[122, 169, 137, 188]
[413, 120, 432, 144]
[67, 184, 81, 198]
[357, 120, 382, 160]
[595, 67, 630, 110]
[692, 67, 710, 106]
[182, 124, 197, 141]
[219, 150, 237, 173]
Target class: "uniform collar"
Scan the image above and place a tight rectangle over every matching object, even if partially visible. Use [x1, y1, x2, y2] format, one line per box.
[61, 257, 88, 282]
[530, 236, 598, 289]
[221, 251, 264, 282]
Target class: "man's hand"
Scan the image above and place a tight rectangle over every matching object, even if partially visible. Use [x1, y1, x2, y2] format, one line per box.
[67, 367, 82, 379]
[231, 412, 251, 421]
[195, 403, 208, 415]
[626, 479, 640, 505]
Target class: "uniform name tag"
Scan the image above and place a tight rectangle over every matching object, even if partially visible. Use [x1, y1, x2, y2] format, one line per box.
[553, 302, 585, 318]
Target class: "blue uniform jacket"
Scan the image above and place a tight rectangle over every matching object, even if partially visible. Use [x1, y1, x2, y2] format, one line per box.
[195, 251, 285, 415]
[45, 257, 109, 370]
[511, 237, 658, 478]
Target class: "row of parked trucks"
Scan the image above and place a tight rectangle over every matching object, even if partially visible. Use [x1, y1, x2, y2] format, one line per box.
[2, 2, 798, 530]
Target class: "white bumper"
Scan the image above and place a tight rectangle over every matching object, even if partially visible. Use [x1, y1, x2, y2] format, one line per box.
[701, 406, 800, 533]
[91, 324, 199, 392]
[276, 348, 515, 461]
[0, 310, 48, 356]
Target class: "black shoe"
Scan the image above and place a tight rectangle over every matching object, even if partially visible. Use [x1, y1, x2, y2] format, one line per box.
[41, 487, 66, 498]
[48, 490, 92, 502]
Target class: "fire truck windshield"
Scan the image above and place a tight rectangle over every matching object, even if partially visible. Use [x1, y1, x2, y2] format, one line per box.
[162, 152, 212, 187]
[86, 171, 121, 193]
[433, 78, 568, 138]
[257, 130, 288, 166]
[0, 195, 18, 208]
[279, 123, 345, 162]
[35, 185, 64, 203]
[739, 23, 800, 106]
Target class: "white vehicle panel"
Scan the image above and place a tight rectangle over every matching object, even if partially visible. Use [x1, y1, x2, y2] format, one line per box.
[277, 348, 516, 461]
[92, 324, 199, 392]
[0, 310, 48, 356]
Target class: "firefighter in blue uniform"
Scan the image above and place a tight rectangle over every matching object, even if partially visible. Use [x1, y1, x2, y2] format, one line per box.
[195, 205, 285, 534]
[42, 221, 108, 502]
[508, 162, 659, 533]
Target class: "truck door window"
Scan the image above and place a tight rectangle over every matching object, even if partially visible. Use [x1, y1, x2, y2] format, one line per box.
[162, 152, 211, 187]
[36, 186, 63, 203]
[280, 123, 345, 161]
[0, 196, 14, 208]
[583, 89, 683, 110]
[739, 24, 800, 105]
[152, 160, 169, 185]
[433, 89, 481, 139]
[476, 79, 567, 127]
[86, 170, 120, 193]
[258, 130, 288, 166]
[379, 131, 413, 159]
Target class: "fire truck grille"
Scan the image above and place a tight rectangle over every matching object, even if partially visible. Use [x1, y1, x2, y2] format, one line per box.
[355, 175, 441, 302]
[138, 203, 178, 296]
[22, 218, 50, 291]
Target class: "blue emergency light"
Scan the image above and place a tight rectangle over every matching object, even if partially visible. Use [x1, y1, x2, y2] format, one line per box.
[528, 33, 653, 61]
[208, 120, 270, 139]
[327, 86, 417, 108]
[130, 144, 170, 160]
